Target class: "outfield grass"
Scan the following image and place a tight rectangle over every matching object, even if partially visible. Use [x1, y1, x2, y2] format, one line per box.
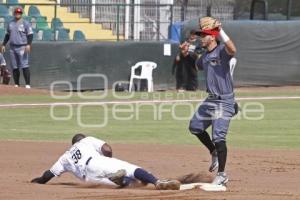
[0, 88, 299, 104]
[0, 89, 299, 149]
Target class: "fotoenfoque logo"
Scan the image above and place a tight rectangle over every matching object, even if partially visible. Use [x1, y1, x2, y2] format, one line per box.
[50, 74, 265, 128]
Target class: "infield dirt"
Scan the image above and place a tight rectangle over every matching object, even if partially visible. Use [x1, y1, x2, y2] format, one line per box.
[1, 141, 299, 200]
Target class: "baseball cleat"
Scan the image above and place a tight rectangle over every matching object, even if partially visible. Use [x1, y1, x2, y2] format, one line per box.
[155, 179, 180, 190]
[211, 172, 228, 186]
[25, 85, 31, 89]
[14, 84, 19, 88]
[209, 150, 219, 172]
[107, 169, 126, 186]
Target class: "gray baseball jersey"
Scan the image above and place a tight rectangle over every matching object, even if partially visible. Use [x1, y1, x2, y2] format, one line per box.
[6, 19, 33, 46]
[197, 44, 233, 96]
[0, 53, 6, 66]
[190, 44, 236, 142]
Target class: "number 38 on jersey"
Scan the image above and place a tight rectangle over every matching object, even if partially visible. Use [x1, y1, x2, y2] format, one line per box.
[71, 149, 82, 164]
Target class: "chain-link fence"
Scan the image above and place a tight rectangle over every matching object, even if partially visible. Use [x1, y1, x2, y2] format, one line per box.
[235, 0, 300, 20]
[2, 0, 299, 41]
[58, 0, 235, 41]
[172, 0, 235, 21]
[61, 0, 91, 18]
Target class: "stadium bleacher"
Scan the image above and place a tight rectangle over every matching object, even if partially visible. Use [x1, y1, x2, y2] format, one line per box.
[0, 28, 5, 39]
[73, 30, 86, 41]
[0, 0, 119, 41]
[41, 28, 53, 41]
[0, 0, 236, 41]
[57, 29, 70, 41]
[32, 16, 49, 31]
[28, 5, 42, 18]
[0, 5, 10, 18]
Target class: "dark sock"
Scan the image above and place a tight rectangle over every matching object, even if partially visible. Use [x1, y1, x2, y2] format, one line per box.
[195, 131, 216, 154]
[22, 68, 30, 85]
[215, 141, 227, 172]
[134, 168, 158, 185]
[13, 69, 20, 85]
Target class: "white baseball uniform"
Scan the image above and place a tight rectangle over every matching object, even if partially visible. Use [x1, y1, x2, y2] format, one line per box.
[50, 137, 139, 186]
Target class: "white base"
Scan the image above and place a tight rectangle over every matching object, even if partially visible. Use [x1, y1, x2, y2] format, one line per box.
[180, 182, 226, 192]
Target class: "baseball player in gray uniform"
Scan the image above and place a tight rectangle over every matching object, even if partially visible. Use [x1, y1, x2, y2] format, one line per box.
[31, 133, 180, 190]
[1, 7, 33, 89]
[188, 17, 237, 186]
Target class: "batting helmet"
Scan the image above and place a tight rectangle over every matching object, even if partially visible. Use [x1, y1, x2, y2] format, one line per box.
[72, 133, 86, 145]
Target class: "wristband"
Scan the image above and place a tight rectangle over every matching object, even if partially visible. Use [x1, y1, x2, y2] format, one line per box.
[219, 29, 230, 43]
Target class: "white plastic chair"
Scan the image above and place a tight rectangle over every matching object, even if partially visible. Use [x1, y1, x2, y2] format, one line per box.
[229, 57, 237, 78]
[129, 61, 157, 92]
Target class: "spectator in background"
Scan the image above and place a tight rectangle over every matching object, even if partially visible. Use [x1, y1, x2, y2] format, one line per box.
[172, 52, 185, 91]
[174, 30, 202, 91]
[186, 29, 202, 55]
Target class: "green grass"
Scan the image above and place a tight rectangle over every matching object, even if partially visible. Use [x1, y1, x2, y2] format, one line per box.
[0, 90, 299, 149]
[0, 88, 299, 104]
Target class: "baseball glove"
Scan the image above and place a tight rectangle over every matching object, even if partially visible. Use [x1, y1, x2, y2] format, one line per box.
[199, 17, 221, 30]
[107, 169, 127, 187]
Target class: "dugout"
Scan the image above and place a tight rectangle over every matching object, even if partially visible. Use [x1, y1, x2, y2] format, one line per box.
[2, 20, 300, 90]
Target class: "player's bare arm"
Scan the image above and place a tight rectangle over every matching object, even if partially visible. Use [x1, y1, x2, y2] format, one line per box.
[220, 30, 236, 56]
[216, 21, 236, 56]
